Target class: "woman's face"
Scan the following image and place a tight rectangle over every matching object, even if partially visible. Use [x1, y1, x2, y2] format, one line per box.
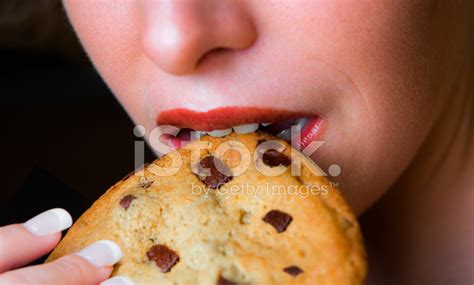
[63, 0, 450, 214]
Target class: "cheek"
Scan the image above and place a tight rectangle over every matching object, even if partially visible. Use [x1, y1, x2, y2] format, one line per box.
[341, 2, 434, 186]
[284, 1, 435, 211]
[260, 0, 433, 138]
[64, 0, 151, 128]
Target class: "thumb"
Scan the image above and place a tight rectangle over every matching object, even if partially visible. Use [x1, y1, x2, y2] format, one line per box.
[0, 240, 122, 285]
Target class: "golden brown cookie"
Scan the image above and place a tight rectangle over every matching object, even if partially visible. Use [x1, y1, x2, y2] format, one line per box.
[47, 132, 367, 285]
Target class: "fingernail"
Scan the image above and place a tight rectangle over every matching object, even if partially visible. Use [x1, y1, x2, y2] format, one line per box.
[76, 240, 122, 268]
[22, 208, 73, 236]
[100, 276, 135, 285]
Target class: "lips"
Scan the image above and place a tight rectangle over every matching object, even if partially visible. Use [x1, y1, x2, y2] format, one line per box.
[155, 107, 324, 151]
[156, 107, 311, 131]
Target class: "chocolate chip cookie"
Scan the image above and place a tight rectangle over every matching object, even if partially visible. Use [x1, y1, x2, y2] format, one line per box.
[47, 132, 367, 285]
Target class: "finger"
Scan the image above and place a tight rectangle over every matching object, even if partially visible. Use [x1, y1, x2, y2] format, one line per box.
[0, 208, 72, 272]
[100, 276, 135, 285]
[0, 240, 122, 285]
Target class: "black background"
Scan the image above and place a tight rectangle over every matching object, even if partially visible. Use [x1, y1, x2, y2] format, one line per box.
[0, 2, 155, 228]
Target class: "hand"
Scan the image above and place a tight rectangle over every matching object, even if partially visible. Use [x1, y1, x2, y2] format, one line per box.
[0, 208, 133, 285]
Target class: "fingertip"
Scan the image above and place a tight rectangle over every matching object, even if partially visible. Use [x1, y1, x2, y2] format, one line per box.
[75, 240, 123, 268]
[96, 265, 115, 281]
[18, 224, 62, 252]
[22, 208, 73, 236]
[96, 240, 123, 263]
[41, 230, 62, 248]
[49, 208, 73, 230]
[2, 254, 115, 285]
[55, 254, 114, 282]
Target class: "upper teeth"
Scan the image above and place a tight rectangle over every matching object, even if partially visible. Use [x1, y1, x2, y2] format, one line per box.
[207, 128, 232, 137]
[233, 123, 259, 134]
[190, 131, 206, 140]
[201, 122, 271, 137]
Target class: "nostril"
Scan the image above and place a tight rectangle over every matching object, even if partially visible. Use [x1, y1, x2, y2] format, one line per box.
[196, 47, 230, 66]
[208, 47, 229, 54]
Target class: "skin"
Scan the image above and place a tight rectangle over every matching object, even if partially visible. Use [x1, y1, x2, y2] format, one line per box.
[0, 223, 114, 284]
[2, 0, 472, 284]
[60, 0, 472, 215]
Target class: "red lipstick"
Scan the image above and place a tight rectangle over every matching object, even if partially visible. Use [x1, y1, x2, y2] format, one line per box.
[156, 107, 310, 131]
[156, 107, 324, 151]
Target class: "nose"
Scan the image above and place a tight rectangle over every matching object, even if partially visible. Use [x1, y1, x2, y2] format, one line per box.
[140, 0, 257, 75]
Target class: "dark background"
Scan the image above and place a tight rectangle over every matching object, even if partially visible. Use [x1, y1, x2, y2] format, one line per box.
[0, 1, 154, 227]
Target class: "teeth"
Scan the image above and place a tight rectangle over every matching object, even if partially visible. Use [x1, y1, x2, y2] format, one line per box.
[190, 130, 206, 140]
[187, 118, 306, 140]
[207, 128, 232, 137]
[233, 123, 259, 134]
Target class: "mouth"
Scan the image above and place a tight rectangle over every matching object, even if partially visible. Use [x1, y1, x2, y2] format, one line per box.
[155, 107, 324, 152]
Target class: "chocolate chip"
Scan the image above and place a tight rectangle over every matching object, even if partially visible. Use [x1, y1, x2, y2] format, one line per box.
[283, 265, 303, 276]
[119, 195, 136, 210]
[262, 210, 293, 233]
[262, 149, 291, 167]
[216, 275, 236, 285]
[146, 244, 179, 273]
[194, 156, 233, 189]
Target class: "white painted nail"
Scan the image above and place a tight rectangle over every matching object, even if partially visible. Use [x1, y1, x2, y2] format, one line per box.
[22, 208, 72, 236]
[100, 276, 135, 285]
[76, 240, 123, 268]
[233, 123, 259, 134]
[207, 128, 232, 137]
[261, 122, 273, 127]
